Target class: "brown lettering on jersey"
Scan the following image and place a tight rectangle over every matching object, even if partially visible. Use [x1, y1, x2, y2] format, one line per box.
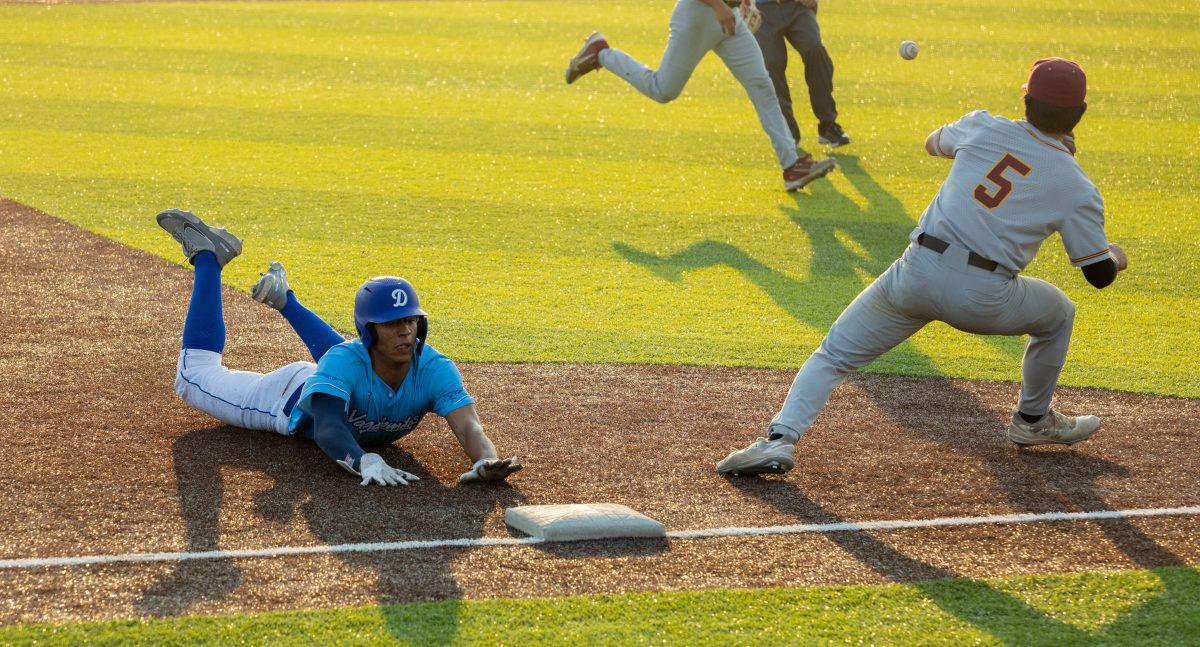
[974, 153, 1032, 210]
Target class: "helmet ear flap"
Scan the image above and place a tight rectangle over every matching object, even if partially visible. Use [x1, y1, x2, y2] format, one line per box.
[416, 317, 429, 354]
[361, 322, 376, 348]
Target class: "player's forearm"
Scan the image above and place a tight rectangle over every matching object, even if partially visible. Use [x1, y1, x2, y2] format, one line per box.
[310, 393, 367, 469]
[458, 423, 498, 463]
[445, 405, 498, 463]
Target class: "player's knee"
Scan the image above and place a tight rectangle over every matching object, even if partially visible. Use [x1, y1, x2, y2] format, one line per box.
[1059, 298, 1077, 328]
[173, 372, 190, 400]
[760, 49, 787, 71]
[650, 78, 685, 103]
[652, 88, 682, 103]
[744, 74, 775, 96]
[813, 346, 859, 375]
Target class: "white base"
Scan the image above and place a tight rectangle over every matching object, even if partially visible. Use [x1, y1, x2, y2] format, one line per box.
[504, 503, 666, 542]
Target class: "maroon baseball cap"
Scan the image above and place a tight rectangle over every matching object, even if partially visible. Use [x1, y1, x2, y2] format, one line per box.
[1023, 57, 1087, 108]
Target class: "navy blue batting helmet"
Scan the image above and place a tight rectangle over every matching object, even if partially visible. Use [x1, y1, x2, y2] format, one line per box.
[353, 276, 428, 351]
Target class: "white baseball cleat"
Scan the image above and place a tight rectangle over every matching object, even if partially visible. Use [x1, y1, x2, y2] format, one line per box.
[1007, 410, 1101, 447]
[156, 209, 242, 267]
[716, 437, 795, 475]
[251, 261, 290, 311]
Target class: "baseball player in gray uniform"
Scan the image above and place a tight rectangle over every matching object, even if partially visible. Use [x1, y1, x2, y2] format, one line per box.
[718, 57, 1129, 475]
[565, 0, 836, 191]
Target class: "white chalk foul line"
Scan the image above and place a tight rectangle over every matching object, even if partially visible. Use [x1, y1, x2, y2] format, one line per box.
[3, 506, 1198, 571]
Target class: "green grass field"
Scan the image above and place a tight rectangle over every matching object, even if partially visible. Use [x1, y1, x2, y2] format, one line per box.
[5, 567, 1199, 645]
[1, 0, 1197, 642]
[1, 0, 1197, 395]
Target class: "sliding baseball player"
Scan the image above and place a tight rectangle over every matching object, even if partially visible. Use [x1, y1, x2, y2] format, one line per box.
[158, 209, 522, 486]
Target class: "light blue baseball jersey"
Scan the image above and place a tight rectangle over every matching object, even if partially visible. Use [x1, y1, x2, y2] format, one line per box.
[916, 110, 1111, 273]
[288, 340, 474, 445]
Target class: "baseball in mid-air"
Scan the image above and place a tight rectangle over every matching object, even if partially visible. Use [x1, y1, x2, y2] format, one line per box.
[899, 40, 919, 60]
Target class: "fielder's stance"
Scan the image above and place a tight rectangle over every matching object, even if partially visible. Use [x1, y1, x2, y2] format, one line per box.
[565, 0, 836, 191]
[719, 58, 1128, 475]
[159, 209, 521, 486]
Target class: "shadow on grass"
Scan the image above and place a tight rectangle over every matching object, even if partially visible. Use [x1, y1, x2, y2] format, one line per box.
[139, 425, 523, 645]
[615, 153, 1193, 641]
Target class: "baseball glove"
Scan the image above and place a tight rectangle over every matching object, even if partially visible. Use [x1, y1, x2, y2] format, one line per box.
[739, 1, 762, 33]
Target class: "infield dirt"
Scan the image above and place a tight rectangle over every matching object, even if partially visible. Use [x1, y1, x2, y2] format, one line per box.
[1, 199, 1197, 624]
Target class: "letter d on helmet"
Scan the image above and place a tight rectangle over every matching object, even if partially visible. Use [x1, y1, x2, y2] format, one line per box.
[354, 276, 428, 351]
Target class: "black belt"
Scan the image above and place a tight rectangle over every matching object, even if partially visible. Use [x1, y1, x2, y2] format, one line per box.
[917, 233, 1000, 272]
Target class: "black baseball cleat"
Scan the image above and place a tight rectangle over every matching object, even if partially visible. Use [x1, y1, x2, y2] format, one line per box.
[817, 122, 851, 147]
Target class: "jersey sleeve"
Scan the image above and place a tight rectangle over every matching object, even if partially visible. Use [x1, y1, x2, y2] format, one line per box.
[295, 344, 359, 415]
[425, 355, 475, 417]
[1060, 185, 1112, 267]
[934, 110, 989, 157]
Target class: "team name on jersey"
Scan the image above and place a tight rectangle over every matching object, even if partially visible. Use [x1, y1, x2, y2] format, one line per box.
[347, 409, 422, 435]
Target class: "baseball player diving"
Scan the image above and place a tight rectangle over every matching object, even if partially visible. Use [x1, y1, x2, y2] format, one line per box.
[158, 209, 522, 486]
[719, 58, 1129, 475]
[565, 0, 836, 191]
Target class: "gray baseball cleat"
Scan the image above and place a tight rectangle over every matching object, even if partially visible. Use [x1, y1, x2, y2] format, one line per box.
[251, 261, 290, 311]
[716, 437, 795, 476]
[1008, 410, 1101, 447]
[156, 209, 242, 267]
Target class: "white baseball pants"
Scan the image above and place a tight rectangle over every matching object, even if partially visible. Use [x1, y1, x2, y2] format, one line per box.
[174, 348, 316, 435]
[769, 241, 1076, 442]
[598, 0, 800, 169]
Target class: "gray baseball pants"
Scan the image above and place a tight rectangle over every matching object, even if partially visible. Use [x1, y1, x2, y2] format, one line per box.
[597, 0, 800, 169]
[768, 237, 1076, 442]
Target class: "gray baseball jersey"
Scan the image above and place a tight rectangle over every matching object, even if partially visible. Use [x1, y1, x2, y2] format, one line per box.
[914, 110, 1111, 273]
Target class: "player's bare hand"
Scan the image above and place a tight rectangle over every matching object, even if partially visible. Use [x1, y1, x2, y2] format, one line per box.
[358, 453, 420, 486]
[713, 2, 737, 36]
[458, 456, 523, 484]
[1108, 243, 1128, 271]
[798, 0, 819, 9]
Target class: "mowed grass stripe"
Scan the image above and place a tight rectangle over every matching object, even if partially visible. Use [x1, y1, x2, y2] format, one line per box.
[0, 0, 1196, 396]
[0, 94, 1196, 182]
[2, 568, 1198, 645]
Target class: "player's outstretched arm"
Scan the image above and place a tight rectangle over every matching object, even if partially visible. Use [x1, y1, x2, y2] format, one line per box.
[310, 393, 418, 486]
[445, 404, 523, 483]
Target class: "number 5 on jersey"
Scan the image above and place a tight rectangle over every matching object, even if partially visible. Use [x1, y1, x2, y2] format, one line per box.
[974, 153, 1032, 209]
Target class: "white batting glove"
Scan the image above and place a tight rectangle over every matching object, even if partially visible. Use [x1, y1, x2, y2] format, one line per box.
[355, 453, 420, 487]
[458, 456, 523, 484]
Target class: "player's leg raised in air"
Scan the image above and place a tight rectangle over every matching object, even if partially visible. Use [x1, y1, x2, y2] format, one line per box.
[250, 261, 345, 363]
[565, 0, 834, 191]
[159, 209, 315, 435]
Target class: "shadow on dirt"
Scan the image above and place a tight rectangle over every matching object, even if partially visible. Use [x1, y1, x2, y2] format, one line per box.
[138, 425, 523, 645]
